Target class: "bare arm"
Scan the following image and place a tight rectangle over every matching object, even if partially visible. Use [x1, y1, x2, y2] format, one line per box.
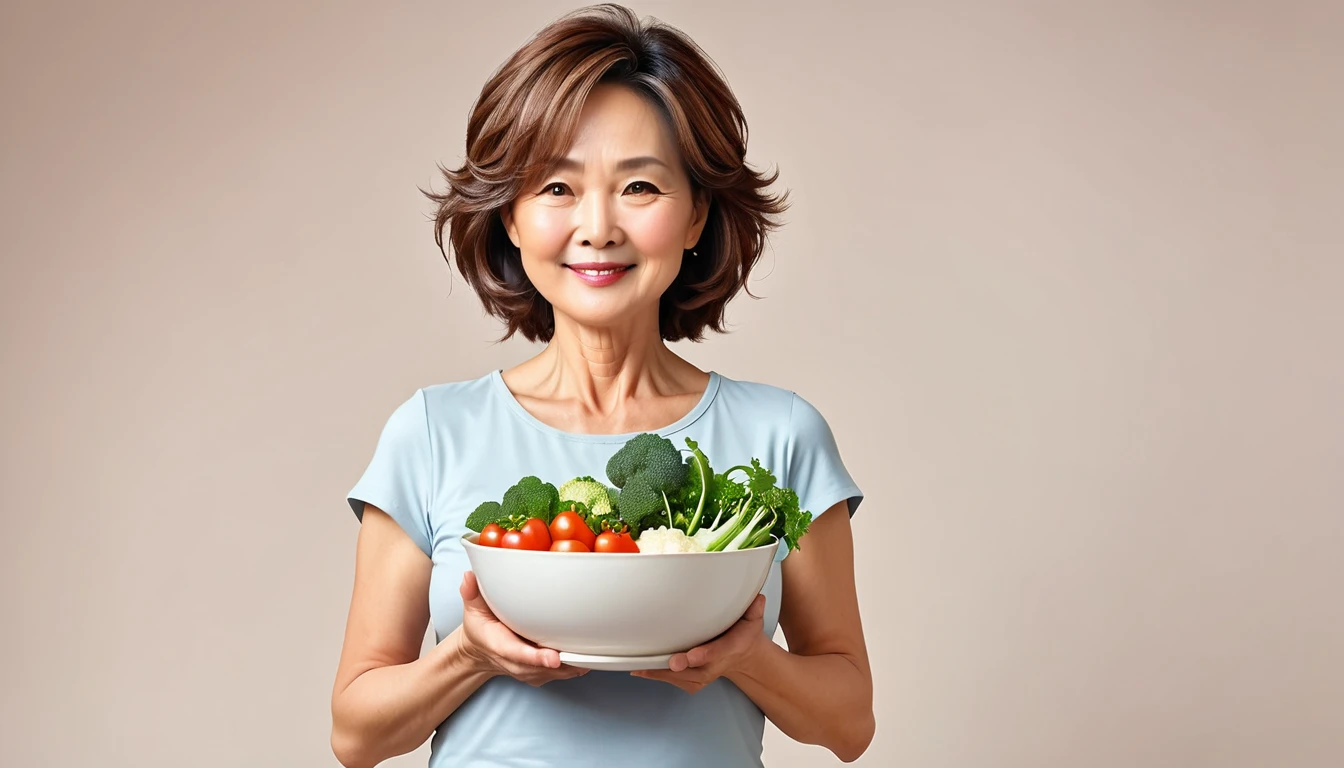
[329, 505, 489, 768]
[330, 504, 585, 768]
[635, 502, 875, 762]
[729, 503, 875, 761]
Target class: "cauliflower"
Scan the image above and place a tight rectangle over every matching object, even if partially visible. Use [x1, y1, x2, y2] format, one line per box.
[557, 475, 614, 518]
[635, 526, 706, 554]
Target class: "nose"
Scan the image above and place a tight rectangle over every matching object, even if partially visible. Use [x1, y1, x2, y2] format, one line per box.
[573, 191, 623, 249]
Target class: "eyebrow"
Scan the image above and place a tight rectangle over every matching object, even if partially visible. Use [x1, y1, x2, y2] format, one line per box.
[552, 156, 669, 173]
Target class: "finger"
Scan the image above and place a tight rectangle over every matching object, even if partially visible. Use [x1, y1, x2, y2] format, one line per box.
[472, 618, 562, 670]
[523, 670, 575, 684]
[631, 669, 675, 683]
[499, 645, 558, 670]
[745, 594, 766, 621]
[632, 670, 701, 692]
[667, 653, 691, 673]
[459, 571, 482, 604]
[500, 640, 562, 670]
[527, 666, 589, 686]
[500, 657, 552, 679]
[512, 662, 587, 683]
[684, 644, 714, 669]
[688, 645, 709, 669]
[533, 647, 562, 669]
[638, 667, 707, 684]
[459, 574, 499, 622]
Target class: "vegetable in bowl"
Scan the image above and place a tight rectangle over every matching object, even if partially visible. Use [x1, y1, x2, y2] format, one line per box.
[463, 433, 814, 555]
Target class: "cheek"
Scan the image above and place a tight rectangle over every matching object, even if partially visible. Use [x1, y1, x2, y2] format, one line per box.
[513, 206, 569, 256]
[626, 205, 690, 252]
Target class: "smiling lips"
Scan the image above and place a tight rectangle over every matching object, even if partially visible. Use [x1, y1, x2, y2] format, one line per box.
[565, 262, 634, 287]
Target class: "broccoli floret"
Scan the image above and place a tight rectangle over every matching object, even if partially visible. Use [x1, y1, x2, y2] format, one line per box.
[465, 501, 506, 532]
[557, 475, 614, 517]
[605, 433, 689, 531]
[606, 433, 687, 490]
[613, 482, 663, 533]
[500, 476, 559, 524]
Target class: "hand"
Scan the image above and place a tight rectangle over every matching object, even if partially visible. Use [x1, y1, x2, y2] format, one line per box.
[455, 571, 588, 686]
[632, 594, 768, 694]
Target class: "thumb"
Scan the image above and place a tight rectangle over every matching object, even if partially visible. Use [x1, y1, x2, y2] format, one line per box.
[745, 594, 766, 622]
[459, 571, 482, 604]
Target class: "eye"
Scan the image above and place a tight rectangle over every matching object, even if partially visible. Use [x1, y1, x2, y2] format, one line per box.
[541, 183, 571, 197]
[626, 181, 661, 196]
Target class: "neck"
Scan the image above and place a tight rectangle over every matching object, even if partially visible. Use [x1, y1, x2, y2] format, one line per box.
[534, 310, 685, 405]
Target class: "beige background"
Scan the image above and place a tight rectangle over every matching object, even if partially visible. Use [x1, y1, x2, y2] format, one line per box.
[2, 1, 1341, 766]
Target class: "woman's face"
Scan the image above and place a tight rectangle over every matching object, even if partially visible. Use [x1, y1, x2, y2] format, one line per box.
[502, 84, 708, 333]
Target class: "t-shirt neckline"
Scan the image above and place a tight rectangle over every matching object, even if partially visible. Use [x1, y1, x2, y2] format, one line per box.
[488, 369, 722, 444]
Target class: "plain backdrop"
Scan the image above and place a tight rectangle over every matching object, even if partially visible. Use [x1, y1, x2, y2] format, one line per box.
[2, 1, 1342, 766]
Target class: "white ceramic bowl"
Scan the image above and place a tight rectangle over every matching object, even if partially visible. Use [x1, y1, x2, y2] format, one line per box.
[461, 533, 778, 659]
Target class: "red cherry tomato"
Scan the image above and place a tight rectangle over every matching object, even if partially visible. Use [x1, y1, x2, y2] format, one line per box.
[521, 517, 553, 549]
[479, 523, 505, 548]
[549, 511, 597, 549]
[595, 530, 640, 553]
[550, 539, 591, 553]
[500, 517, 551, 551]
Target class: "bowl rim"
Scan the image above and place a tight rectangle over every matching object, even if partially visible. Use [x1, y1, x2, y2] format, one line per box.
[459, 530, 779, 558]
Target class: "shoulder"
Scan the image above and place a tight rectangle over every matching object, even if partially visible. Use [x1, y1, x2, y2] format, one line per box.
[360, 371, 498, 450]
[715, 376, 827, 425]
[711, 371, 834, 438]
[712, 371, 794, 412]
[418, 371, 496, 423]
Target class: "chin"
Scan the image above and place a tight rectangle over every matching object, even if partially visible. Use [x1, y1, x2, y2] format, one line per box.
[553, 302, 652, 332]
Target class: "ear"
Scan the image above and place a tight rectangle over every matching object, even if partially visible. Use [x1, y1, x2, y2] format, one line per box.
[500, 204, 521, 248]
[684, 189, 711, 250]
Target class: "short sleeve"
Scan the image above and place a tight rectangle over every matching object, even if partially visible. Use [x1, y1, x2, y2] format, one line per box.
[786, 392, 864, 520]
[346, 390, 435, 558]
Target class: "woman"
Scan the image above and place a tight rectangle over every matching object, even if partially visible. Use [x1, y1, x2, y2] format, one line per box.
[331, 5, 873, 767]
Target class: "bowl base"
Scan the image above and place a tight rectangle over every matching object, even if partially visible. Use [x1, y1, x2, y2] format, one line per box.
[558, 651, 674, 671]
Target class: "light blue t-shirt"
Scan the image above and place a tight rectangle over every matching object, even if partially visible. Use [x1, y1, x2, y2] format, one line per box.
[346, 368, 863, 768]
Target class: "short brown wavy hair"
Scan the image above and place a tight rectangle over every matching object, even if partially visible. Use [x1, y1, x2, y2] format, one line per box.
[425, 3, 789, 343]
